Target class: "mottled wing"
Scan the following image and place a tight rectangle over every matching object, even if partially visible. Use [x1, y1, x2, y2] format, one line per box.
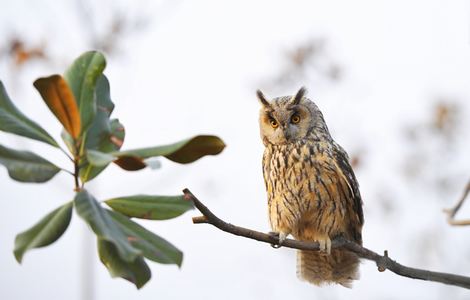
[305, 143, 363, 244]
[332, 144, 364, 244]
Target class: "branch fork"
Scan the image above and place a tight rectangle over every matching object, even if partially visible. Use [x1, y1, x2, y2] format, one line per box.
[444, 181, 470, 226]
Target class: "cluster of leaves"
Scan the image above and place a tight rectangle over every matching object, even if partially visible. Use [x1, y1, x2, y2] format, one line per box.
[0, 51, 225, 288]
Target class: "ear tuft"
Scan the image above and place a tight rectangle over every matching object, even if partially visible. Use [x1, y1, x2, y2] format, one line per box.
[256, 89, 270, 107]
[290, 87, 307, 105]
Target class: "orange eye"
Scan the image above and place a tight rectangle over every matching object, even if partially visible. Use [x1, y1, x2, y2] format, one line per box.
[270, 119, 279, 128]
[291, 114, 301, 124]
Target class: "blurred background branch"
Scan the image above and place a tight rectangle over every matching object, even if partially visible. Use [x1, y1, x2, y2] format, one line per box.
[444, 181, 470, 226]
[259, 38, 342, 95]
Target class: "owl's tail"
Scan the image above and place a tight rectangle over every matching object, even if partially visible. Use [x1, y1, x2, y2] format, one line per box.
[296, 249, 360, 288]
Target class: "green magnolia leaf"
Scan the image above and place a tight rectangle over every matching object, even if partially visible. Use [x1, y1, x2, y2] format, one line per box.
[105, 195, 193, 220]
[110, 135, 225, 171]
[108, 119, 125, 148]
[64, 51, 106, 133]
[0, 81, 59, 147]
[80, 119, 125, 182]
[108, 210, 183, 266]
[0, 144, 60, 183]
[83, 75, 115, 150]
[86, 149, 115, 166]
[14, 202, 73, 263]
[84, 151, 145, 171]
[79, 75, 125, 182]
[118, 135, 225, 163]
[74, 190, 141, 262]
[81, 74, 114, 151]
[60, 130, 75, 155]
[98, 239, 151, 289]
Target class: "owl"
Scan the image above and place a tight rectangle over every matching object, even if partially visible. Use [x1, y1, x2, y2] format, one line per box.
[257, 87, 364, 288]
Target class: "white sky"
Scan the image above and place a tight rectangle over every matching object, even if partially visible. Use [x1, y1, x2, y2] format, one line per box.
[1, 0, 470, 299]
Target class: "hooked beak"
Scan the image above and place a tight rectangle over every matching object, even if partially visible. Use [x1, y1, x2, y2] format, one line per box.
[283, 126, 292, 142]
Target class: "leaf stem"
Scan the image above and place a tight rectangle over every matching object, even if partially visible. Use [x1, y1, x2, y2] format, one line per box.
[61, 168, 74, 176]
[60, 146, 74, 162]
[74, 157, 80, 191]
[72, 135, 84, 191]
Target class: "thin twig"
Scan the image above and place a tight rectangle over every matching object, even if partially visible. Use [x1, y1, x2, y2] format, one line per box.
[444, 181, 470, 226]
[183, 188, 470, 290]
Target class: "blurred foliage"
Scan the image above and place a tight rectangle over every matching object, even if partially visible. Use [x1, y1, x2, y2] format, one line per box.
[402, 100, 463, 194]
[6, 39, 47, 66]
[262, 38, 342, 93]
[432, 101, 459, 138]
[0, 0, 157, 79]
[0, 51, 225, 289]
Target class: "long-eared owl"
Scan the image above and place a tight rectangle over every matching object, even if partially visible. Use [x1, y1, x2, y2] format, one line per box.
[258, 87, 364, 288]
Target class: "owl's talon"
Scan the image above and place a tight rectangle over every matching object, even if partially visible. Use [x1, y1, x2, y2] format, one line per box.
[318, 237, 331, 255]
[268, 231, 288, 248]
[319, 240, 326, 251]
[278, 232, 288, 245]
[268, 231, 281, 248]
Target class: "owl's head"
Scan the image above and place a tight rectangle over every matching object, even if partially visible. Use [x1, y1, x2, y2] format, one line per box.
[257, 87, 329, 146]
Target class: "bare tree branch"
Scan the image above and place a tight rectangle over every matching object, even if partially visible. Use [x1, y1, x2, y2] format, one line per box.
[444, 181, 470, 226]
[183, 188, 470, 290]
